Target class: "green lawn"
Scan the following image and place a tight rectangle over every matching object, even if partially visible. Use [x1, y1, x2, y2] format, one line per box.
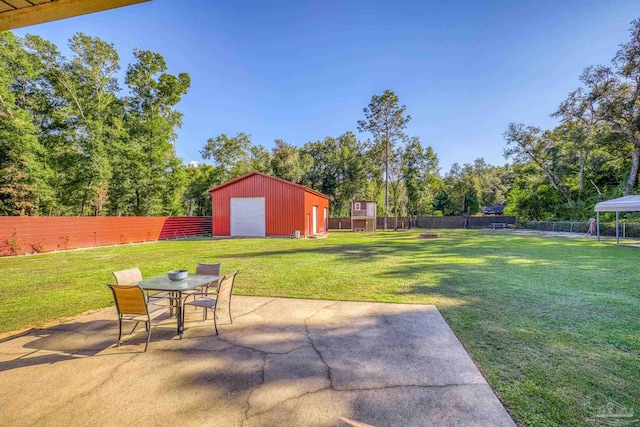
[1, 230, 638, 426]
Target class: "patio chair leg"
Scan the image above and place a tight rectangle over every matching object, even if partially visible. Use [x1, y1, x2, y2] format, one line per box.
[144, 322, 151, 352]
[213, 310, 218, 335]
[131, 321, 140, 335]
[117, 318, 122, 347]
[181, 302, 185, 330]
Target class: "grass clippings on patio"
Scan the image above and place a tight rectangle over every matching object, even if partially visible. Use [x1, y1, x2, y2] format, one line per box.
[0, 230, 638, 426]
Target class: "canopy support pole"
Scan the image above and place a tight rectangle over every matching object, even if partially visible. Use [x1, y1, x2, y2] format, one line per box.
[616, 211, 619, 245]
[596, 212, 600, 242]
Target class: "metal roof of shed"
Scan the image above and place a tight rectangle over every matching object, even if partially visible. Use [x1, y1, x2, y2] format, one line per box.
[207, 171, 330, 200]
[594, 195, 640, 212]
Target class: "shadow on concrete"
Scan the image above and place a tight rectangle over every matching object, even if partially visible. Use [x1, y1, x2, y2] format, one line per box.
[0, 297, 514, 427]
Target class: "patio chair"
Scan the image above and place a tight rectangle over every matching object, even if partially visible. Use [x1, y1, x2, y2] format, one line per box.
[195, 262, 222, 295]
[183, 270, 238, 335]
[112, 267, 143, 286]
[183, 263, 222, 306]
[107, 284, 176, 352]
[113, 267, 173, 314]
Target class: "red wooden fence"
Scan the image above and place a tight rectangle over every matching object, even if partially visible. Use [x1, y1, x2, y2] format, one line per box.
[0, 216, 212, 256]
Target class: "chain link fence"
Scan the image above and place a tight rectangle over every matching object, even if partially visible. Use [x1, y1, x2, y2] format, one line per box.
[521, 220, 640, 238]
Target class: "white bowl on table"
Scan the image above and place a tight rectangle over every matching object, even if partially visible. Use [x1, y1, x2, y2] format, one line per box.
[167, 270, 188, 281]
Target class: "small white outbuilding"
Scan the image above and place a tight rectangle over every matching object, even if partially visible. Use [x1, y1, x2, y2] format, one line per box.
[594, 195, 640, 244]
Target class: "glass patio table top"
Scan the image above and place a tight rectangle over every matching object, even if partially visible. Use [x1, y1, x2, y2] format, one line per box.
[136, 274, 219, 291]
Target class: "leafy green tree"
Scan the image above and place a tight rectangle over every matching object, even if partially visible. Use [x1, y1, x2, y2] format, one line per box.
[249, 145, 273, 174]
[402, 137, 440, 215]
[505, 164, 561, 220]
[504, 123, 574, 207]
[271, 139, 311, 183]
[23, 34, 78, 215]
[439, 163, 481, 216]
[2, 33, 190, 217]
[184, 163, 219, 216]
[36, 33, 122, 215]
[604, 18, 640, 195]
[357, 90, 411, 229]
[0, 32, 53, 215]
[553, 66, 610, 193]
[200, 132, 255, 181]
[125, 49, 190, 215]
[361, 138, 387, 216]
[434, 159, 509, 217]
[470, 158, 511, 208]
[388, 147, 408, 228]
[301, 132, 368, 216]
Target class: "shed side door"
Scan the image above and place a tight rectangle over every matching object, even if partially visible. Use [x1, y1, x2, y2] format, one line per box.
[312, 206, 318, 234]
[230, 197, 266, 237]
[324, 207, 328, 232]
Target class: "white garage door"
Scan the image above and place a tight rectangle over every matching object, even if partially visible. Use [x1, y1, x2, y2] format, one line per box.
[230, 197, 266, 237]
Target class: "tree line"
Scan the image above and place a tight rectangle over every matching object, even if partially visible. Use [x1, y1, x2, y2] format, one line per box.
[3, 17, 640, 221]
[0, 31, 509, 220]
[503, 17, 640, 220]
[0, 32, 189, 217]
[186, 89, 511, 219]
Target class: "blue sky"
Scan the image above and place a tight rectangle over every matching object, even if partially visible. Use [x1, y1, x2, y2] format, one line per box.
[13, 0, 640, 172]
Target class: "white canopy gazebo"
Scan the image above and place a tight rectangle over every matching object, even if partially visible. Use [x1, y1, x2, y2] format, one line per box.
[594, 195, 640, 244]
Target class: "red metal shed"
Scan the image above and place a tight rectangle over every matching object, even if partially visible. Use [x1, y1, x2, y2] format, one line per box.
[208, 171, 330, 237]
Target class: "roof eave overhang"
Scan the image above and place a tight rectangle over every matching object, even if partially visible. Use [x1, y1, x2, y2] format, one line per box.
[0, 0, 150, 31]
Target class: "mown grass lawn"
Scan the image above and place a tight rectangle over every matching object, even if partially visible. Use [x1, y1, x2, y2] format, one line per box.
[1, 230, 638, 426]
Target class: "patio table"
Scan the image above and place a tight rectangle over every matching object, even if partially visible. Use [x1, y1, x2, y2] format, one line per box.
[137, 274, 219, 338]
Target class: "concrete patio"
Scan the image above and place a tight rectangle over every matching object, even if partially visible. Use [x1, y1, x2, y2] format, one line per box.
[0, 297, 515, 427]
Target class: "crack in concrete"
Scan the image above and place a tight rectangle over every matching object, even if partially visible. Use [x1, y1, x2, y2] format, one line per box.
[239, 302, 338, 425]
[242, 352, 267, 426]
[153, 344, 237, 354]
[213, 334, 307, 356]
[244, 385, 333, 423]
[232, 298, 277, 320]
[241, 383, 490, 423]
[335, 383, 488, 392]
[213, 336, 268, 354]
[158, 337, 308, 356]
[303, 302, 339, 390]
[176, 334, 269, 427]
[272, 345, 309, 355]
[159, 331, 315, 426]
[26, 353, 139, 427]
[241, 345, 330, 423]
